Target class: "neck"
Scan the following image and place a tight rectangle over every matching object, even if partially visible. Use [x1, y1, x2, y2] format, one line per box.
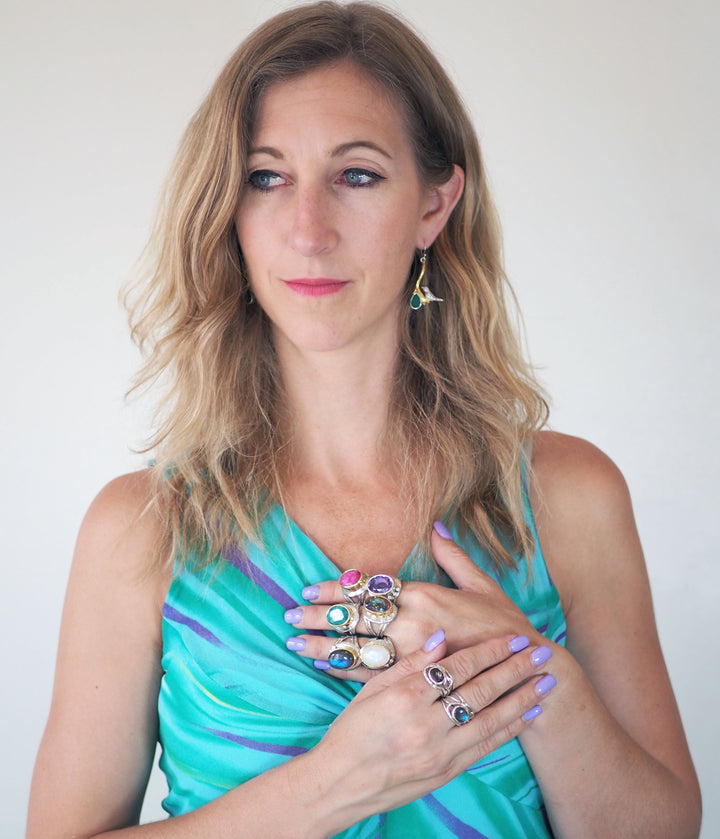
[275, 332, 399, 485]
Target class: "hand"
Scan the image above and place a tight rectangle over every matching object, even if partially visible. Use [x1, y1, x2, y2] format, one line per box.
[284, 524, 540, 679]
[306, 630, 556, 828]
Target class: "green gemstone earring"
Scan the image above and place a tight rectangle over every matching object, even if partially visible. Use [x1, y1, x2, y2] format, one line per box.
[409, 249, 443, 310]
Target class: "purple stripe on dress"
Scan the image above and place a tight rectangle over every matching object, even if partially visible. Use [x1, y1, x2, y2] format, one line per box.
[162, 603, 225, 647]
[224, 548, 297, 610]
[201, 726, 307, 756]
[474, 753, 510, 770]
[553, 629, 567, 644]
[423, 793, 491, 839]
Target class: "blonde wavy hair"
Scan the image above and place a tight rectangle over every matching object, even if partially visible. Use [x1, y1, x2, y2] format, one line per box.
[125, 1, 549, 572]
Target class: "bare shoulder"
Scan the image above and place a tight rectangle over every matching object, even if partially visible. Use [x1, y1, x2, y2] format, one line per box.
[528, 431, 643, 617]
[531, 430, 631, 516]
[74, 469, 169, 597]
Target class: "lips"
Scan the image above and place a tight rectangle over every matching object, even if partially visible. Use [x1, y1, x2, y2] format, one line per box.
[283, 278, 350, 297]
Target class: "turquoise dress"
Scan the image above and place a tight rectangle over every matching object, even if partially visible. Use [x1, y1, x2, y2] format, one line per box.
[158, 501, 566, 838]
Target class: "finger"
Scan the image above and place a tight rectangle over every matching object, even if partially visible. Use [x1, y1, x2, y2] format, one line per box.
[284, 603, 372, 634]
[300, 581, 344, 604]
[446, 642, 555, 720]
[430, 521, 496, 591]
[355, 629, 448, 701]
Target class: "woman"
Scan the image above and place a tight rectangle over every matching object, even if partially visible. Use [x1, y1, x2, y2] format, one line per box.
[27, 2, 700, 837]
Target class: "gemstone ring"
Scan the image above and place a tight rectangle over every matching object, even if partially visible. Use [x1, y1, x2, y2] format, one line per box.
[366, 573, 402, 603]
[339, 569, 368, 604]
[326, 603, 360, 634]
[359, 636, 396, 670]
[361, 595, 398, 637]
[328, 636, 362, 670]
[423, 663, 455, 697]
[441, 692, 475, 726]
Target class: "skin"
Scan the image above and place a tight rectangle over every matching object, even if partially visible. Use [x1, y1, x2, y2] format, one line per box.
[27, 63, 701, 839]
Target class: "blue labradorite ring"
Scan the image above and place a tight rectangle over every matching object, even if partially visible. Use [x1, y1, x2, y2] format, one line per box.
[326, 603, 360, 634]
[328, 636, 361, 670]
[441, 692, 474, 726]
[423, 663, 455, 698]
[366, 573, 402, 603]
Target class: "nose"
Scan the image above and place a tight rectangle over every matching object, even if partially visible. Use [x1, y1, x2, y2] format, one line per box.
[288, 184, 339, 257]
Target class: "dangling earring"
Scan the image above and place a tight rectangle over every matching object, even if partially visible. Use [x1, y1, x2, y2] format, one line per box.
[409, 249, 443, 310]
[245, 286, 255, 305]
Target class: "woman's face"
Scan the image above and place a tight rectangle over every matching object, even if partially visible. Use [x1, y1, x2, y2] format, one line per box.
[234, 62, 454, 358]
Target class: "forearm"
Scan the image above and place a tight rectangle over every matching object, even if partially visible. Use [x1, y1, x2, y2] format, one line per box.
[82, 748, 353, 839]
[520, 647, 701, 839]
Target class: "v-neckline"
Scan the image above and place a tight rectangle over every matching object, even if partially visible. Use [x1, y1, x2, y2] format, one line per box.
[272, 502, 421, 581]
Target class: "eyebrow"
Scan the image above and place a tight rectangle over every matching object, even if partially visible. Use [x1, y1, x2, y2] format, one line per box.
[247, 140, 393, 160]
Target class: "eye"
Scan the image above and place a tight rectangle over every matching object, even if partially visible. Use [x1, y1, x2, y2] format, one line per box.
[247, 170, 285, 192]
[341, 168, 385, 188]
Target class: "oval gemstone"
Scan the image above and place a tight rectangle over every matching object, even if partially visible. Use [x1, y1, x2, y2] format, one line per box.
[328, 649, 355, 669]
[365, 595, 390, 614]
[410, 293, 423, 310]
[327, 605, 350, 626]
[452, 705, 471, 724]
[339, 569, 362, 587]
[361, 643, 391, 669]
[428, 667, 444, 685]
[368, 574, 392, 595]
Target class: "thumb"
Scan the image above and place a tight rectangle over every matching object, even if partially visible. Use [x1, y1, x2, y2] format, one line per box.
[431, 520, 494, 591]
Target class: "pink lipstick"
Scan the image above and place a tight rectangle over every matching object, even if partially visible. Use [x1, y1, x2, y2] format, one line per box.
[283, 278, 349, 297]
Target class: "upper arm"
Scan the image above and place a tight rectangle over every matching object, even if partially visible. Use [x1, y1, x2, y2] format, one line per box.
[28, 471, 171, 839]
[529, 431, 698, 795]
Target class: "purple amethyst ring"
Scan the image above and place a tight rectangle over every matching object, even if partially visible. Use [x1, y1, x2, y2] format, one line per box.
[366, 573, 402, 603]
[423, 663, 455, 697]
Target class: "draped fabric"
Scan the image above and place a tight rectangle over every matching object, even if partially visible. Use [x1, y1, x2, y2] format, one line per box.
[158, 499, 566, 837]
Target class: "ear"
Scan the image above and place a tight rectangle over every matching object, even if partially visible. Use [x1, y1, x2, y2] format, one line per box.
[417, 164, 465, 248]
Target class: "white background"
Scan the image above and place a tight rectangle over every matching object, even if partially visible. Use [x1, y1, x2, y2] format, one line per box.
[3, 0, 718, 836]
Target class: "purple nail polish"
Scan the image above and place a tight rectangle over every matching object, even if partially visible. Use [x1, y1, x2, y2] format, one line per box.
[530, 645, 553, 666]
[302, 585, 320, 600]
[522, 704, 543, 722]
[314, 659, 331, 670]
[433, 520, 453, 540]
[286, 637, 306, 652]
[284, 608, 303, 624]
[424, 629, 445, 651]
[509, 635, 530, 653]
[535, 673, 557, 696]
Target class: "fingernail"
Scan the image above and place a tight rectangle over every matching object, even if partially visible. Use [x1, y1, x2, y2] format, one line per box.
[509, 635, 530, 653]
[535, 673, 557, 696]
[302, 585, 320, 600]
[530, 645, 553, 666]
[522, 704, 543, 722]
[286, 637, 306, 652]
[314, 659, 331, 670]
[284, 608, 303, 624]
[433, 520, 453, 540]
[424, 629, 445, 651]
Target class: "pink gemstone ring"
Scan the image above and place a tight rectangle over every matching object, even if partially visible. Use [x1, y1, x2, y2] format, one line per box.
[339, 568, 368, 603]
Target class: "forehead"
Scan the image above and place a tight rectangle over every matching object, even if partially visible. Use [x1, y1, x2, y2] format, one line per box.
[249, 62, 410, 148]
